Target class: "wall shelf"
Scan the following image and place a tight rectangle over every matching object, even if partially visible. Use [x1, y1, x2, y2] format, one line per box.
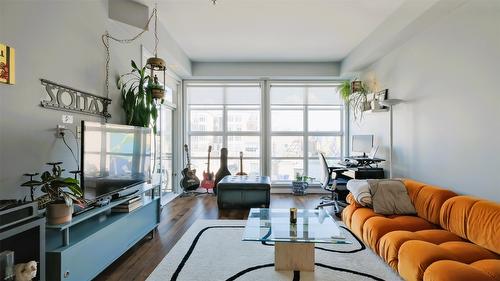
[364, 108, 389, 113]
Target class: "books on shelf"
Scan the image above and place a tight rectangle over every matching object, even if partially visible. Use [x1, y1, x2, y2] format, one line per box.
[111, 196, 143, 213]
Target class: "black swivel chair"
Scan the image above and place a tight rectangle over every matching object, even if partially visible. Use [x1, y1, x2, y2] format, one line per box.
[316, 152, 349, 213]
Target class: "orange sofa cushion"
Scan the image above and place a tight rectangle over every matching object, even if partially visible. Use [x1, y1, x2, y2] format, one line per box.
[411, 184, 456, 225]
[341, 204, 357, 229]
[440, 196, 500, 254]
[362, 215, 437, 252]
[401, 179, 426, 202]
[423, 260, 500, 281]
[378, 229, 463, 270]
[467, 200, 500, 255]
[348, 207, 382, 239]
[440, 196, 480, 238]
[398, 240, 499, 281]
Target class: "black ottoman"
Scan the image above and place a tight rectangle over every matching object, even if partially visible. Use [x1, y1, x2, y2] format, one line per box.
[217, 176, 271, 209]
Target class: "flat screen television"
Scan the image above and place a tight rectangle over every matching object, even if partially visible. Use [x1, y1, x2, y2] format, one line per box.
[81, 121, 152, 201]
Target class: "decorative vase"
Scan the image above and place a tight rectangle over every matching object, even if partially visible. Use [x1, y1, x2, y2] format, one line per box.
[46, 203, 73, 225]
[151, 88, 165, 99]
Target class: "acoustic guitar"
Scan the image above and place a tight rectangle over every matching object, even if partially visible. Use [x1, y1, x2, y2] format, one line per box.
[200, 145, 215, 192]
[214, 148, 231, 194]
[180, 144, 200, 191]
[236, 151, 247, 176]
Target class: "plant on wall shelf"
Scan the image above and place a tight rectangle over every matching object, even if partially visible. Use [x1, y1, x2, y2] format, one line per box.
[117, 60, 162, 134]
[338, 80, 369, 121]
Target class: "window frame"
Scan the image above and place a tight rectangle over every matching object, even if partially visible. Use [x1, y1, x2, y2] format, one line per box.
[183, 80, 348, 186]
[185, 82, 264, 177]
[267, 82, 345, 184]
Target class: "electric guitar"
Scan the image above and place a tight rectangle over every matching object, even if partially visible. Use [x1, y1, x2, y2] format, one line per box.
[200, 145, 215, 192]
[180, 144, 200, 191]
[236, 151, 247, 176]
[214, 148, 231, 194]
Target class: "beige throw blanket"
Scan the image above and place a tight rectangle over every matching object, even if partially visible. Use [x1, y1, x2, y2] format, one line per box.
[367, 179, 416, 215]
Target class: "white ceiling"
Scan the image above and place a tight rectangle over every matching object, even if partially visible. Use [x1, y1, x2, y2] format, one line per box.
[155, 0, 405, 62]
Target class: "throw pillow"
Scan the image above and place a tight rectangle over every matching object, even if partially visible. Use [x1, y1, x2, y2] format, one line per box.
[346, 180, 372, 207]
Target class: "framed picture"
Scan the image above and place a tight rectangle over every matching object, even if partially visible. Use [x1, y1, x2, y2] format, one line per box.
[0, 43, 15, 84]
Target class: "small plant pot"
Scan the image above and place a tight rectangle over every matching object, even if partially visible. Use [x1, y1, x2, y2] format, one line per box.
[371, 100, 381, 110]
[151, 88, 165, 99]
[46, 203, 73, 225]
[292, 181, 309, 196]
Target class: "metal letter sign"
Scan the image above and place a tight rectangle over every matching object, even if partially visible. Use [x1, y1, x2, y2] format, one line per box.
[40, 79, 111, 120]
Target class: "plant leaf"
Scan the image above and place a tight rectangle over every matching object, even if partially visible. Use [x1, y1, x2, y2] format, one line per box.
[131, 60, 138, 70]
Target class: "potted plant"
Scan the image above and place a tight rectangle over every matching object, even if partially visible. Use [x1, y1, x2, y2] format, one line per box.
[338, 80, 370, 120]
[25, 162, 84, 224]
[291, 174, 313, 196]
[148, 75, 165, 100]
[117, 60, 161, 134]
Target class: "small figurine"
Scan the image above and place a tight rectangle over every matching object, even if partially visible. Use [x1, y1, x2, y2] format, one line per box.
[14, 261, 37, 281]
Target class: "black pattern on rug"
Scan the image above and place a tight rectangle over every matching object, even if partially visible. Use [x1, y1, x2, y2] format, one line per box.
[170, 225, 384, 281]
[225, 263, 385, 281]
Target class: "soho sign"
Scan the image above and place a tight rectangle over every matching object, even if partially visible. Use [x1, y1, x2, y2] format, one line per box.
[40, 79, 111, 120]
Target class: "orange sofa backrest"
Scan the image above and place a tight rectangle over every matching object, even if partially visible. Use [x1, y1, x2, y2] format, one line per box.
[402, 179, 457, 225]
[440, 196, 500, 254]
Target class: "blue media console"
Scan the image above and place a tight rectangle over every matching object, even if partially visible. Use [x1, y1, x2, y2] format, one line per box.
[45, 185, 161, 281]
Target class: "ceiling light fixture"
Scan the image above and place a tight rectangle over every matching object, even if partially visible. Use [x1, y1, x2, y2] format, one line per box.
[211, 0, 217, 6]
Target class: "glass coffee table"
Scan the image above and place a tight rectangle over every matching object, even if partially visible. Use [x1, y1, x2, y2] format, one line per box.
[243, 208, 350, 272]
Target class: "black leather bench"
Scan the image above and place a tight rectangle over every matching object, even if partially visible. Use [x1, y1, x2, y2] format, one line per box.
[217, 176, 271, 209]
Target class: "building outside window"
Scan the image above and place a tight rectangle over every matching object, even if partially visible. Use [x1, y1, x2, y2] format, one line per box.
[186, 83, 262, 179]
[269, 83, 344, 183]
[185, 81, 345, 185]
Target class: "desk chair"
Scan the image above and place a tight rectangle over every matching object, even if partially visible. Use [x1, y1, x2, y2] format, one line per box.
[316, 153, 349, 213]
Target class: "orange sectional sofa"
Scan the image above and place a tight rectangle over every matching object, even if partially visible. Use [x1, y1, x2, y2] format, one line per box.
[342, 179, 500, 281]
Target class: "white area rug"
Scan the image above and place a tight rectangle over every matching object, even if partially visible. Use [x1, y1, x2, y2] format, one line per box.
[147, 220, 402, 281]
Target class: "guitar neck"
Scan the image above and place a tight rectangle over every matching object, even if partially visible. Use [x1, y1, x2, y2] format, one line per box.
[240, 152, 243, 173]
[185, 146, 192, 169]
[207, 152, 211, 173]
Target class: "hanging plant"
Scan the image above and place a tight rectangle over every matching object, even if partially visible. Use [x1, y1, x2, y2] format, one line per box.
[117, 60, 160, 134]
[338, 80, 369, 121]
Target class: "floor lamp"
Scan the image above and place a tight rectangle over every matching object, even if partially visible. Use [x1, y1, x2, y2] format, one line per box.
[379, 99, 403, 178]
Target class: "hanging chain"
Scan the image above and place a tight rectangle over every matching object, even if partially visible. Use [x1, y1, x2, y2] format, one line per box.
[154, 3, 159, 57]
[102, 8, 158, 98]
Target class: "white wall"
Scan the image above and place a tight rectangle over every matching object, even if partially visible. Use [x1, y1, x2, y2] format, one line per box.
[0, 0, 171, 199]
[347, 0, 500, 201]
[191, 61, 341, 79]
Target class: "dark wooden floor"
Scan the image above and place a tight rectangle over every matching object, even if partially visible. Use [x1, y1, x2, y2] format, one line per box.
[94, 194, 325, 281]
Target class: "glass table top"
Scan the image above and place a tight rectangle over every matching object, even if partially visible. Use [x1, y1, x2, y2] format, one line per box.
[242, 208, 350, 244]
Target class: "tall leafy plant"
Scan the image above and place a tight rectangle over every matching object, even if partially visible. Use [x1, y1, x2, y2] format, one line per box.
[117, 60, 159, 133]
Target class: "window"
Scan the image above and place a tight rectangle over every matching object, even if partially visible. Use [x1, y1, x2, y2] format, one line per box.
[269, 83, 344, 183]
[186, 83, 262, 179]
[185, 81, 345, 185]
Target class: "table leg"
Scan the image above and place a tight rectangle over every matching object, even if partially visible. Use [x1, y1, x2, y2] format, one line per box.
[274, 242, 315, 272]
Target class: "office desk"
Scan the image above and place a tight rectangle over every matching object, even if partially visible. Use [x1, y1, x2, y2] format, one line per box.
[329, 157, 385, 180]
[341, 167, 385, 179]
